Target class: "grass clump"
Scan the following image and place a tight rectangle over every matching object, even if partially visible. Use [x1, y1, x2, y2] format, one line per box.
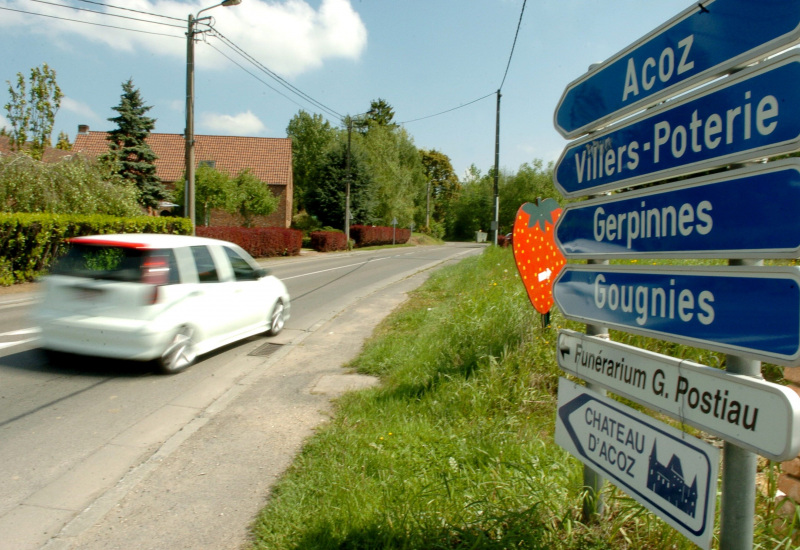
[249, 246, 799, 549]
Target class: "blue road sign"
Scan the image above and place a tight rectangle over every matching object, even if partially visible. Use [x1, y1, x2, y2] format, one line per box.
[554, 52, 800, 198]
[555, 160, 800, 259]
[554, 0, 800, 139]
[556, 379, 719, 549]
[553, 265, 800, 366]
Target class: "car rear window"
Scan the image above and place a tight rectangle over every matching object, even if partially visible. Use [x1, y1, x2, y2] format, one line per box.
[52, 244, 179, 284]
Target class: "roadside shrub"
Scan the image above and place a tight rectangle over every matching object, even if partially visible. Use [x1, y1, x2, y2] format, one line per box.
[0, 213, 192, 285]
[0, 154, 143, 216]
[350, 225, 411, 247]
[310, 230, 347, 252]
[196, 226, 302, 257]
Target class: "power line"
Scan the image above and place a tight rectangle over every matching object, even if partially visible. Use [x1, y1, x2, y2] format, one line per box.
[210, 27, 345, 121]
[25, 0, 184, 29]
[205, 42, 310, 113]
[0, 5, 183, 37]
[73, 0, 184, 22]
[499, 0, 527, 91]
[399, 92, 495, 124]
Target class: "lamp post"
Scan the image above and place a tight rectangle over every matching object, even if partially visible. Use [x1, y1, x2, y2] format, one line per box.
[185, 0, 242, 233]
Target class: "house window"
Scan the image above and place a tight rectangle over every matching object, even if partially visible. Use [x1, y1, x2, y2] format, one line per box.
[198, 160, 216, 169]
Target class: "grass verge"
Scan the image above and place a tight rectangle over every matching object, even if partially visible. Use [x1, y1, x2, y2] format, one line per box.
[249, 246, 799, 549]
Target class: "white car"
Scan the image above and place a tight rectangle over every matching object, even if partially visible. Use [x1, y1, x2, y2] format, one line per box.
[34, 233, 290, 374]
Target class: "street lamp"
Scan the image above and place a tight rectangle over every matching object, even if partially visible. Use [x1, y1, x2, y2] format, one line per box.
[185, 0, 242, 233]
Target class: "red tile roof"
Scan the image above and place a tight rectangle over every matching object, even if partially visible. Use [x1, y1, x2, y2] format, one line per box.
[0, 135, 75, 163]
[72, 131, 292, 187]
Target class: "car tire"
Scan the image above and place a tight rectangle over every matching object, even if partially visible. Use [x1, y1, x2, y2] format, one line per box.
[266, 299, 285, 336]
[156, 325, 196, 374]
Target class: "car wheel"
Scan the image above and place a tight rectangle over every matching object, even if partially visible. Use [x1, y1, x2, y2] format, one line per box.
[157, 326, 196, 374]
[266, 299, 285, 336]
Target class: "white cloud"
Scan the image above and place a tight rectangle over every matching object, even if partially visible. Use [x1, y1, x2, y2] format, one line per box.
[0, 0, 367, 77]
[199, 110, 265, 134]
[61, 96, 100, 121]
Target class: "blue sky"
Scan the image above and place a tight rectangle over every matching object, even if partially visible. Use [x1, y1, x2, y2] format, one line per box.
[0, 0, 691, 179]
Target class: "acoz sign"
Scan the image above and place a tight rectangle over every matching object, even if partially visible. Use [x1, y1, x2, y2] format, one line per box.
[554, 0, 800, 139]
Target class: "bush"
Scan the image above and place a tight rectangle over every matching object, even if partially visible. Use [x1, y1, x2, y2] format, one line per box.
[0, 213, 192, 285]
[196, 226, 302, 257]
[0, 154, 144, 217]
[350, 225, 411, 247]
[310, 230, 347, 252]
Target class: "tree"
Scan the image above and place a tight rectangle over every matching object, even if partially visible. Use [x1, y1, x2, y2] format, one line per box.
[420, 149, 460, 233]
[305, 139, 371, 229]
[227, 169, 279, 227]
[355, 98, 397, 134]
[4, 63, 63, 160]
[102, 79, 166, 210]
[55, 131, 71, 151]
[361, 124, 425, 227]
[173, 164, 232, 225]
[498, 159, 558, 232]
[286, 110, 335, 212]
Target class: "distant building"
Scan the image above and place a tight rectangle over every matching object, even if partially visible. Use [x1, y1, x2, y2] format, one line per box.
[646, 441, 699, 518]
[72, 125, 293, 228]
[0, 135, 73, 163]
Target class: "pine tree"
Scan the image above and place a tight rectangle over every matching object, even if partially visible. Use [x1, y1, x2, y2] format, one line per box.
[103, 79, 166, 210]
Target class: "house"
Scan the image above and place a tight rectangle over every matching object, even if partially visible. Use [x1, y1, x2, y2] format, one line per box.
[72, 125, 293, 228]
[0, 135, 74, 163]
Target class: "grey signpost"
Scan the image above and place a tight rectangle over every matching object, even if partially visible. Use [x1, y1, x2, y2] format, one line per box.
[551, 2, 800, 548]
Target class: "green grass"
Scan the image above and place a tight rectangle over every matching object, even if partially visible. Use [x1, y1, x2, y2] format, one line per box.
[249, 246, 800, 549]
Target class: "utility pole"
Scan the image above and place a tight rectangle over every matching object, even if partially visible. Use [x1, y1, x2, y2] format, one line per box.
[492, 89, 501, 245]
[185, 14, 197, 234]
[345, 117, 352, 248]
[185, 1, 242, 234]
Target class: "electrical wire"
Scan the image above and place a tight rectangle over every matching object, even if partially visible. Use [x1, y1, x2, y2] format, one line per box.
[499, 0, 527, 91]
[73, 0, 184, 22]
[0, 5, 183, 38]
[399, 92, 495, 125]
[24, 0, 184, 28]
[210, 27, 345, 121]
[205, 42, 310, 113]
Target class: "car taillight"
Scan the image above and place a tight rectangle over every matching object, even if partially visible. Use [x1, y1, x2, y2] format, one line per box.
[142, 256, 169, 285]
[142, 255, 168, 304]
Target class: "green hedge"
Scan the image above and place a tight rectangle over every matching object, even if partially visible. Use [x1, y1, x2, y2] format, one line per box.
[0, 213, 193, 285]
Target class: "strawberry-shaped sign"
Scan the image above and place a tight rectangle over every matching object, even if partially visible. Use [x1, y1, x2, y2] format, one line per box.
[512, 199, 566, 314]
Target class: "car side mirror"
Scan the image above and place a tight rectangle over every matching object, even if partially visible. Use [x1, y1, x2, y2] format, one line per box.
[256, 267, 270, 278]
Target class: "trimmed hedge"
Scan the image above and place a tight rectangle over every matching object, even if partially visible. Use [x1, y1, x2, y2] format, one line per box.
[350, 225, 411, 247]
[196, 226, 302, 258]
[0, 213, 193, 285]
[310, 231, 347, 252]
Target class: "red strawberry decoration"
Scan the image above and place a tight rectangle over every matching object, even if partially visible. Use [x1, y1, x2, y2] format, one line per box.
[512, 199, 566, 314]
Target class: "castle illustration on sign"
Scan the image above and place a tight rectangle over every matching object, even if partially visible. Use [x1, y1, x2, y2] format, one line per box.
[646, 441, 698, 518]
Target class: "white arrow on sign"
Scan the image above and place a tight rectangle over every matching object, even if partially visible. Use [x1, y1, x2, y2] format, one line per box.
[557, 330, 800, 461]
[556, 378, 719, 550]
[537, 268, 552, 282]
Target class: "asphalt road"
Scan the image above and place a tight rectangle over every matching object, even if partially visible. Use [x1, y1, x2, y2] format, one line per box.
[0, 242, 484, 550]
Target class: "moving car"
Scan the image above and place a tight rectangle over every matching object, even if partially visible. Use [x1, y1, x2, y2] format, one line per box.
[34, 233, 290, 374]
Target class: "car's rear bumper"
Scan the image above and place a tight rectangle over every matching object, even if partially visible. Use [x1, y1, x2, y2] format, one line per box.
[38, 315, 170, 361]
